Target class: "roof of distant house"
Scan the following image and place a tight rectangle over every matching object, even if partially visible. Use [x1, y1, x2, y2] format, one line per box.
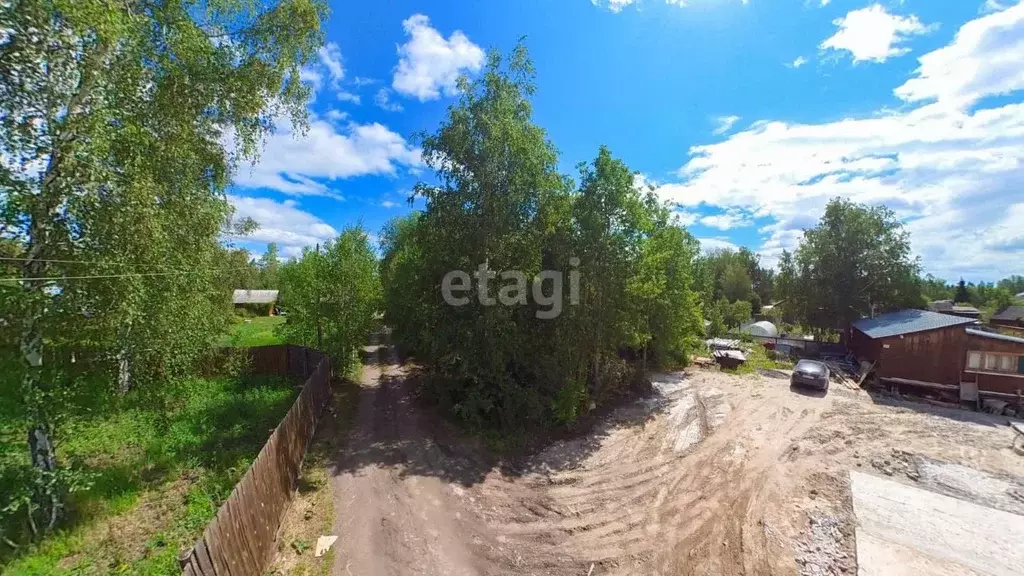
[992, 305, 1024, 322]
[928, 300, 980, 315]
[966, 328, 1024, 345]
[232, 289, 279, 304]
[852, 309, 978, 339]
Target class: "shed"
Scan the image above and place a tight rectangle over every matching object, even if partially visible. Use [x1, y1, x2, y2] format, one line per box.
[928, 300, 981, 319]
[232, 289, 279, 315]
[962, 328, 1024, 397]
[742, 321, 779, 338]
[991, 305, 1024, 332]
[849, 310, 978, 386]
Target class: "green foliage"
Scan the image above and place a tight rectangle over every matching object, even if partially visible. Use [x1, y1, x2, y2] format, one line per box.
[551, 380, 588, 428]
[1, 374, 296, 571]
[0, 0, 326, 532]
[219, 316, 287, 347]
[379, 44, 703, 438]
[700, 247, 773, 306]
[954, 278, 970, 304]
[920, 274, 953, 302]
[723, 343, 794, 375]
[276, 228, 381, 373]
[775, 198, 923, 336]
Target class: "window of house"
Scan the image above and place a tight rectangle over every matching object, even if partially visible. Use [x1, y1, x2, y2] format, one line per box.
[984, 354, 998, 370]
[999, 355, 1015, 372]
[967, 352, 981, 369]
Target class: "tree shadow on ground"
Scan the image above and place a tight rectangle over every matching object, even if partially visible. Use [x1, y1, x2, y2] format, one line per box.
[327, 359, 672, 488]
[863, 387, 1014, 428]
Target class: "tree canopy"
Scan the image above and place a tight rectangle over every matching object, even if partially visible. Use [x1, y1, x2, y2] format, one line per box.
[775, 198, 923, 337]
[0, 0, 326, 534]
[379, 45, 704, 437]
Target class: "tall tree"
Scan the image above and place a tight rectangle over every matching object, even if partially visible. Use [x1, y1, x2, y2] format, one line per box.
[277, 229, 380, 373]
[954, 278, 970, 303]
[0, 0, 325, 531]
[787, 198, 922, 338]
[258, 242, 281, 289]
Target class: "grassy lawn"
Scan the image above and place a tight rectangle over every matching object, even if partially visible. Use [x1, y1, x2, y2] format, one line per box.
[218, 315, 287, 347]
[1, 374, 298, 575]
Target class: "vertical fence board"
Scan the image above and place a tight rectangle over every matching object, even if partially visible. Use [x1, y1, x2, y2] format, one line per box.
[179, 346, 333, 575]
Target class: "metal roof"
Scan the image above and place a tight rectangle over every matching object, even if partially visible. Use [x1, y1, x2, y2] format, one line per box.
[852, 309, 977, 339]
[232, 289, 279, 304]
[965, 328, 1024, 345]
[992, 305, 1024, 322]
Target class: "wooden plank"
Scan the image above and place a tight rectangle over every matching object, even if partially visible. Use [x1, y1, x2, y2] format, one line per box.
[204, 516, 234, 576]
[193, 537, 218, 576]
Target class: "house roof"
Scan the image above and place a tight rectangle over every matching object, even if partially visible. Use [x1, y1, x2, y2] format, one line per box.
[992, 305, 1024, 322]
[232, 289, 279, 304]
[852, 309, 978, 339]
[928, 300, 980, 315]
[966, 328, 1024, 345]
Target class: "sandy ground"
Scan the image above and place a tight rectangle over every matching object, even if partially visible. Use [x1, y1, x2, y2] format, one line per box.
[327, 342, 1024, 576]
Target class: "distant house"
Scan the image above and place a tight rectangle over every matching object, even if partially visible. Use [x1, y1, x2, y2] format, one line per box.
[849, 309, 1024, 405]
[232, 289, 279, 316]
[991, 305, 1024, 332]
[928, 299, 981, 320]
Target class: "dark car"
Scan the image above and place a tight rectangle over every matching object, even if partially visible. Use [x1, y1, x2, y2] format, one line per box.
[791, 359, 829, 391]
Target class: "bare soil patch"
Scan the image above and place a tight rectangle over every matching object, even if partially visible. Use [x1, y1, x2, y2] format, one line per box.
[321, 350, 1024, 576]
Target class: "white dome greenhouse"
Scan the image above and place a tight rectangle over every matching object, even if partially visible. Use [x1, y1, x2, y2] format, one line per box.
[742, 320, 779, 338]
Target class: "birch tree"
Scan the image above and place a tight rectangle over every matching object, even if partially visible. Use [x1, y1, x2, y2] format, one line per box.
[0, 0, 325, 533]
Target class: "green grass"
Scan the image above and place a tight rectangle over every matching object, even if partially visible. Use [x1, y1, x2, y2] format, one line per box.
[1, 374, 298, 575]
[726, 342, 794, 375]
[217, 315, 286, 347]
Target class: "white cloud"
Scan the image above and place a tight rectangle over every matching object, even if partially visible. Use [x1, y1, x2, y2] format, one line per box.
[352, 76, 377, 86]
[699, 209, 753, 230]
[228, 195, 338, 258]
[655, 7, 1024, 280]
[790, 56, 808, 68]
[318, 43, 345, 86]
[392, 14, 485, 101]
[336, 91, 361, 104]
[821, 4, 934, 63]
[325, 109, 349, 123]
[820, 0, 831, 6]
[633, 172, 659, 191]
[894, 1, 1024, 108]
[672, 209, 699, 226]
[713, 115, 741, 135]
[232, 115, 422, 197]
[381, 200, 400, 209]
[981, 0, 1009, 15]
[697, 237, 740, 253]
[591, 0, 638, 12]
[299, 68, 323, 92]
[375, 88, 404, 112]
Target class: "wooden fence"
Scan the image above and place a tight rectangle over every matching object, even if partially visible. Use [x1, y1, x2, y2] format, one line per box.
[179, 345, 332, 576]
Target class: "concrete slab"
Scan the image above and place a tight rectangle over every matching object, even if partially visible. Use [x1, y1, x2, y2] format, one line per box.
[851, 471, 1024, 576]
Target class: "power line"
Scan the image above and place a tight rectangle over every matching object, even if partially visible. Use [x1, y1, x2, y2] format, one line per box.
[0, 256, 200, 270]
[0, 267, 253, 283]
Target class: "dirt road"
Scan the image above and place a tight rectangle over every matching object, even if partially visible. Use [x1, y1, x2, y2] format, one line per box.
[329, 341, 1024, 576]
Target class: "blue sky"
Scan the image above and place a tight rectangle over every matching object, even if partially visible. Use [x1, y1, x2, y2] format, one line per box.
[228, 0, 1024, 282]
